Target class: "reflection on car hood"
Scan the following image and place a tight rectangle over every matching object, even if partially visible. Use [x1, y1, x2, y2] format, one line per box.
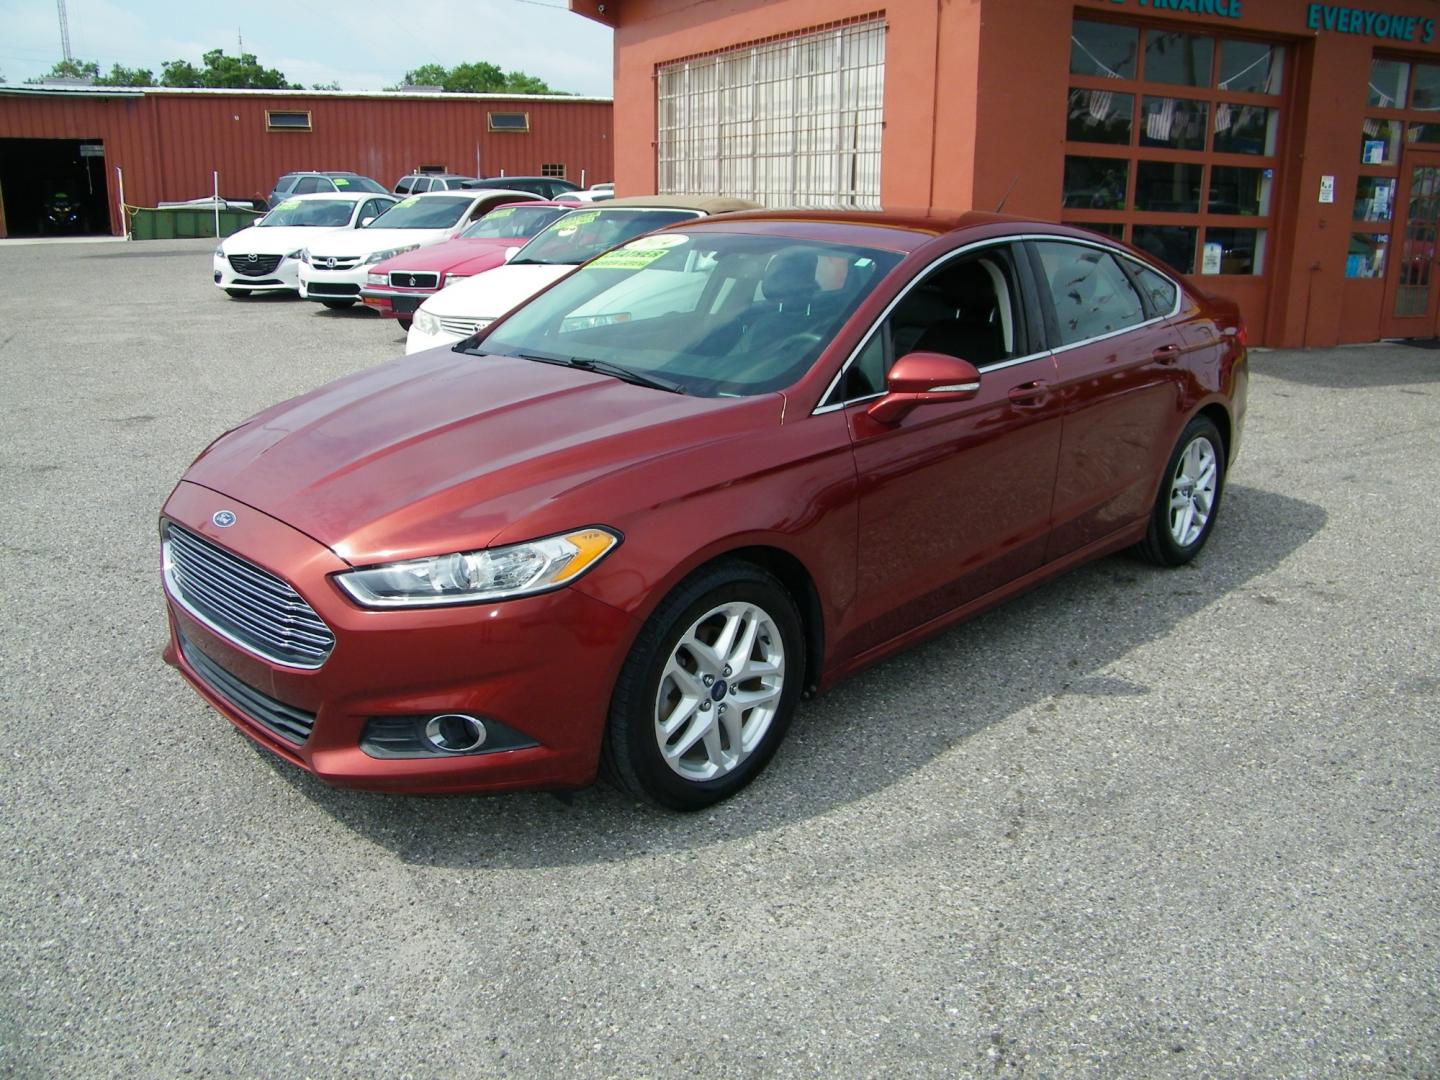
[223, 225, 346, 254]
[306, 228, 451, 258]
[421, 263, 571, 318]
[371, 236, 513, 275]
[183, 348, 770, 565]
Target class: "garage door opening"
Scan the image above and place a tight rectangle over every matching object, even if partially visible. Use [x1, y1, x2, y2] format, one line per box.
[0, 138, 112, 238]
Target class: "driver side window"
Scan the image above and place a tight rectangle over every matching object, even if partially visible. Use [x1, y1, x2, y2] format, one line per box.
[838, 247, 1024, 403]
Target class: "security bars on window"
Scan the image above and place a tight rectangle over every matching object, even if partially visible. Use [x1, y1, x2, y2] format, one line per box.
[657, 18, 886, 210]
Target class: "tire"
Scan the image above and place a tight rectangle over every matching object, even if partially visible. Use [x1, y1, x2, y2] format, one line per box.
[224, 288, 251, 298]
[321, 299, 356, 310]
[603, 561, 804, 810]
[1134, 415, 1225, 566]
[398, 318, 413, 332]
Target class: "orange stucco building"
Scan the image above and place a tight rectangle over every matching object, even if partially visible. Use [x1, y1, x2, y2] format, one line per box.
[574, 0, 1440, 347]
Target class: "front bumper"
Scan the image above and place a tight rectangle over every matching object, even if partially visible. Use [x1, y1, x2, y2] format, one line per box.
[297, 260, 369, 302]
[159, 480, 639, 794]
[360, 285, 438, 319]
[214, 253, 301, 293]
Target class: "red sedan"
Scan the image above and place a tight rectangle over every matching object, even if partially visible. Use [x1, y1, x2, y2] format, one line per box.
[160, 211, 1247, 810]
[359, 201, 570, 328]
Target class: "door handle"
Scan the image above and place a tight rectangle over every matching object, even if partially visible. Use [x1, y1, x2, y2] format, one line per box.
[1153, 344, 1182, 365]
[1008, 380, 1050, 408]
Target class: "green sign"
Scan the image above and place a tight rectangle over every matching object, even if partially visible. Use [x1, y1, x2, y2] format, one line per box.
[1306, 3, 1435, 43]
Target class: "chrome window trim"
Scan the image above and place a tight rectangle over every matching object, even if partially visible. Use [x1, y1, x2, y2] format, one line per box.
[813, 232, 1184, 414]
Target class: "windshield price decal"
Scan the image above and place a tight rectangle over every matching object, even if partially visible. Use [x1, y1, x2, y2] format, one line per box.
[487, 207, 517, 219]
[591, 248, 672, 270]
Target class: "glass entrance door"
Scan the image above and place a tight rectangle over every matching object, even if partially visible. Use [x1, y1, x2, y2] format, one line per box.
[1383, 151, 1440, 337]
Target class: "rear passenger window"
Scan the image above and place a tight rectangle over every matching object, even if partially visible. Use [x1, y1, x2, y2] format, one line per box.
[395, 178, 414, 195]
[293, 176, 324, 195]
[1132, 263, 1178, 315]
[1033, 241, 1145, 345]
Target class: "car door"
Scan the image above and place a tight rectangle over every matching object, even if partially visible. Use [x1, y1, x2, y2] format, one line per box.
[835, 242, 1064, 653]
[1027, 239, 1189, 561]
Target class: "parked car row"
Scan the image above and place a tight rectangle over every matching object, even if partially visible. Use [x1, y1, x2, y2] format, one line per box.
[184, 191, 1249, 811]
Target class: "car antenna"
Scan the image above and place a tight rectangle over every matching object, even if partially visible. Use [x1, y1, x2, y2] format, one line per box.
[994, 176, 1019, 214]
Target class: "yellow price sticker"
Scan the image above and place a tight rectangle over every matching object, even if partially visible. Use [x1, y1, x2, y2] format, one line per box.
[397, 196, 420, 208]
[333, 177, 350, 186]
[276, 199, 301, 211]
[486, 207, 516, 219]
[591, 247, 670, 270]
[561, 210, 600, 227]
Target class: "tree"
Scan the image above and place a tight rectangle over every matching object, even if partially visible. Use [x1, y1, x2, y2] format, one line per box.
[160, 50, 299, 90]
[393, 62, 568, 95]
[311, 81, 342, 91]
[96, 63, 155, 86]
[27, 59, 100, 83]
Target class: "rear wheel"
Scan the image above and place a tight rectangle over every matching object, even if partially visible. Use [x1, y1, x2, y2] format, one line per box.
[603, 561, 804, 810]
[1134, 415, 1225, 566]
[224, 288, 251, 298]
[321, 299, 356, 310]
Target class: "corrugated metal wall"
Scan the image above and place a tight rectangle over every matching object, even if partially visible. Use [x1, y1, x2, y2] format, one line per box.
[0, 91, 614, 236]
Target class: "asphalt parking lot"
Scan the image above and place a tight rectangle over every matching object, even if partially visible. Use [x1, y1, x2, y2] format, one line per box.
[0, 237, 1436, 1078]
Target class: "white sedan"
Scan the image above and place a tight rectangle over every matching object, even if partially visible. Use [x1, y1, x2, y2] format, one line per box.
[297, 190, 537, 310]
[405, 198, 757, 353]
[213, 192, 397, 297]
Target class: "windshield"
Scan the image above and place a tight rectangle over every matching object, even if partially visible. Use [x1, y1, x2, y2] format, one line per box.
[258, 199, 356, 227]
[366, 195, 474, 230]
[459, 205, 569, 240]
[510, 209, 702, 266]
[333, 176, 387, 194]
[473, 232, 903, 398]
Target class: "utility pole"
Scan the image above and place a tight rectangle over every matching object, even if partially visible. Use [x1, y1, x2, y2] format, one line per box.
[56, 0, 72, 62]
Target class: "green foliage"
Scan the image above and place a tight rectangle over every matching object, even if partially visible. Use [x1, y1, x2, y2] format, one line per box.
[311, 81, 342, 91]
[27, 58, 100, 83]
[159, 50, 300, 90]
[96, 64, 155, 86]
[394, 62, 568, 95]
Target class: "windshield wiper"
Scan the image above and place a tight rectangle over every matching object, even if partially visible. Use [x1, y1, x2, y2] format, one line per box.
[513, 352, 686, 394]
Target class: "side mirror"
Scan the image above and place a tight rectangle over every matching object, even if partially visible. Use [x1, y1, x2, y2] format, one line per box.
[503, 246, 521, 263]
[865, 352, 981, 425]
[359, 217, 375, 228]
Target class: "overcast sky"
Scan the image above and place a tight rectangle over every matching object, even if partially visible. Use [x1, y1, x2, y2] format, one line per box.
[0, 0, 616, 96]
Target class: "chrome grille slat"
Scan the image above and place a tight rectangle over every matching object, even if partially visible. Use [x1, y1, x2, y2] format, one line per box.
[179, 632, 315, 744]
[170, 573, 332, 656]
[438, 316, 481, 337]
[167, 529, 299, 602]
[389, 271, 439, 289]
[164, 523, 335, 669]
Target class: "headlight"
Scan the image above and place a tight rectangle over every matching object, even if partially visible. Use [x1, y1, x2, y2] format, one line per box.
[366, 272, 387, 285]
[443, 273, 469, 287]
[286, 248, 304, 260]
[298, 248, 310, 264]
[363, 244, 420, 265]
[214, 245, 225, 258]
[412, 308, 440, 336]
[335, 528, 620, 608]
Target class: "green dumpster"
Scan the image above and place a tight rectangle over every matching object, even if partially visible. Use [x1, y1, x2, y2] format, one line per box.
[128, 206, 260, 240]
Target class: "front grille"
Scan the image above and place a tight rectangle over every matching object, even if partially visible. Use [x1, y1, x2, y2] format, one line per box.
[228, 254, 283, 276]
[310, 255, 360, 270]
[438, 316, 488, 338]
[179, 631, 316, 745]
[307, 282, 361, 297]
[389, 271, 439, 289]
[163, 523, 335, 669]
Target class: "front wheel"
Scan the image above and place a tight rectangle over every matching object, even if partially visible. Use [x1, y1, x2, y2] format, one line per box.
[1134, 415, 1225, 566]
[603, 561, 804, 810]
[321, 299, 356, 310]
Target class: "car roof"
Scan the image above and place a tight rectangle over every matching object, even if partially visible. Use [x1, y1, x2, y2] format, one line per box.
[281, 171, 370, 179]
[593, 195, 764, 214]
[280, 191, 387, 203]
[665, 208, 1131, 254]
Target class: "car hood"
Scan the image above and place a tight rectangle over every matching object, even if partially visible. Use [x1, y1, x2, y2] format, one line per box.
[223, 225, 346, 254]
[306, 228, 451, 258]
[421, 264, 571, 319]
[373, 237, 512, 274]
[182, 348, 775, 565]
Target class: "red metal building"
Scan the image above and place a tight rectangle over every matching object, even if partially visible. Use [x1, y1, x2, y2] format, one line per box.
[573, 0, 1440, 347]
[0, 86, 613, 239]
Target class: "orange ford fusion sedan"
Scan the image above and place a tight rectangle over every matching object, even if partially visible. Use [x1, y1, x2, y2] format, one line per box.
[160, 211, 1248, 810]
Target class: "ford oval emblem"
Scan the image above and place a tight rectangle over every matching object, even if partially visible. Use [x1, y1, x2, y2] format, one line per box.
[212, 510, 237, 528]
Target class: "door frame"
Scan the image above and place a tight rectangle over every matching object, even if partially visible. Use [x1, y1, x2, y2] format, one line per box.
[1380, 148, 1440, 339]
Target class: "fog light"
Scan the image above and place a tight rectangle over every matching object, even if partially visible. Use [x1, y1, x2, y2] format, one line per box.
[424, 713, 487, 753]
